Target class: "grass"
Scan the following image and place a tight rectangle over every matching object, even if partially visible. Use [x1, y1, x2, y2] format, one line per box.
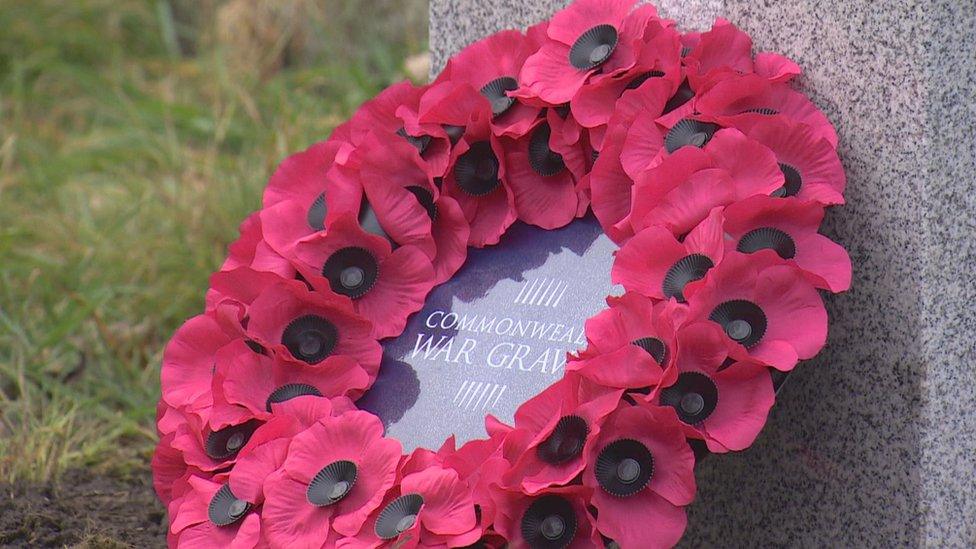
[0, 0, 428, 483]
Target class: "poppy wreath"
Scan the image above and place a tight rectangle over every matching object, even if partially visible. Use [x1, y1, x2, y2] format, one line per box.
[153, 0, 851, 547]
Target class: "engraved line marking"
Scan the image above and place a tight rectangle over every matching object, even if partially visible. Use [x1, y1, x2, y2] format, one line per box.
[513, 279, 530, 304]
[552, 284, 569, 308]
[541, 280, 557, 307]
[528, 277, 548, 305]
[490, 385, 507, 409]
[461, 382, 483, 409]
[452, 380, 469, 404]
[457, 381, 477, 408]
[536, 278, 557, 306]
[518, 278, 539, 305]
[481, 384, 500, 410]
[470, 383, 493, 411]
[543, 280, 565, 307]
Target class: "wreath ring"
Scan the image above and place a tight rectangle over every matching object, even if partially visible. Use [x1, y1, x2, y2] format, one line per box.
[155, 1, 850, 547]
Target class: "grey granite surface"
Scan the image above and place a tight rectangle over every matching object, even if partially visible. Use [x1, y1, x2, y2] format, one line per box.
[430, 0, 976, 546]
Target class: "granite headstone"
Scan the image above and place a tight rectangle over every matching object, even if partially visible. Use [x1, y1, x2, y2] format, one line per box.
[428, 0, 976, 546]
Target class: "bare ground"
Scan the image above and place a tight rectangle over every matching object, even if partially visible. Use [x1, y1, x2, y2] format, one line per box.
[0, 470, 166, 548]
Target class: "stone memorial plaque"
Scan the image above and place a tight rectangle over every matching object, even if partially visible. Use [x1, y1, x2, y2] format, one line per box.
[358, 215, 620, 451]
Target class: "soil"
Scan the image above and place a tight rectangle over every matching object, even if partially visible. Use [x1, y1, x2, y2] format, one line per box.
[0, 469, 166, 548]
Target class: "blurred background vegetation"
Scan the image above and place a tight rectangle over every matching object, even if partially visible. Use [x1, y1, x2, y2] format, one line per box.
[0, 0, 429, 483]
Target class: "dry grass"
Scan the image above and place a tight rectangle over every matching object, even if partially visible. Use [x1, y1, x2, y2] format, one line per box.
[0, 0, 428, 483]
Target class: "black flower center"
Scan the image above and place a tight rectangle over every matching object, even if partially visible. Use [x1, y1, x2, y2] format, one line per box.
[631, 336, 668, 365]
[521, 495, 578, 548]
[266, 383, 323, 411]
[396, 126, 431, 155]
[281, 315, 338, 363]
[709, 299, 767, 348]
[406, 185, 438, 221]
[358, 199, 391, 242]
[376, 493, 424, 539]
[624, 70, 664, 91]
[307, 460, 358, 506]
[664, 119, 721, 153]
[205, 419, 262, 460]
[454, 141, 501, 196]
[773, 163, 802, 197]
[660, 372, 719, 424]
[209, 484, 252, 527]
[662, 253, 714, 303]
[569, 24, 618, 70]
[307, 192, 327, 231]
[443, 124, 465, 145]
[663, 79, 694, 114]
[595, 438, 655, 497]
[322, 246, 379, 299]
[480, 76, 519, 117]
[737, 227, 796, 259]
[537, 415, 588, 464]
[528, 122, 566, 177]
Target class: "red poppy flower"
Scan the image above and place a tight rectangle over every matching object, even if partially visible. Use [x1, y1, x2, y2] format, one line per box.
[504, 375, 623, 494]
[227, 422, 295, 507]
[355, 133, 470, 284]
[517, 0, 663, 105]
[683, 251, 828, 372]
[696, 73, 838, 148]
[588, 78, 674, 241]
[175, 380, 338, 479]
[170, 475, 262, 549]
[160, 313, 237, 414]
[721, 195, 852, 292]
[583, 402, 696, 548]
[625, 128, 784, 240]
[499, 117, 588, 229]
[153, 430, 196, 506]
[261, 411, 402, 545]
[438, 432, 511, 531]
[567, 344, 667, 392]
[571, 16, 682, 147]
[612, 206, 725, 301]
[205, 268, 289, 331]
[439, 108, 518, 247]
[339, 464, 480, 548]
[293, 214, 435, 338]
[341, 80, 454, 178]
[733, 115, 846, 205]
[650, 321, 775, 452]
[259, 172, 361, 261]
[490, 484, 603, 548]
[577, 291, 681, 372]
[211, 340, 369, 421]
[682, 19, 749, 87]
[263, 139, 350, 211]
[219, 212, 298, 280]
[217, 273, 381, 379]
[436, 25, 548, 138]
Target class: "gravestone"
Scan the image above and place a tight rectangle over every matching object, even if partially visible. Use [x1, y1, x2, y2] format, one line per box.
[360, 216, 619, 451]
[429, 0, 976, 546]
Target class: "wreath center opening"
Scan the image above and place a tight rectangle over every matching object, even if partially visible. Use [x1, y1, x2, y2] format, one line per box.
[358, 215, 620, 451]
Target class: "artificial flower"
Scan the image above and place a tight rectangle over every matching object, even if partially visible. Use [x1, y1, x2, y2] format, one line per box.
[721, 195, 852, 292]
[683, 251, 828, 371]
[293, 214, 435, 338]
[583, 402, 695, 548]
[650, 322, 775, 452]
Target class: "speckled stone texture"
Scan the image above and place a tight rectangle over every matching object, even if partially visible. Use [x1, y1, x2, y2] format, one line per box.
[430, 0, 976, 546]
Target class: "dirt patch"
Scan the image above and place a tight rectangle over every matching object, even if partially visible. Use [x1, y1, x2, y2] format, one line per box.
[0, 469, 166, 548]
